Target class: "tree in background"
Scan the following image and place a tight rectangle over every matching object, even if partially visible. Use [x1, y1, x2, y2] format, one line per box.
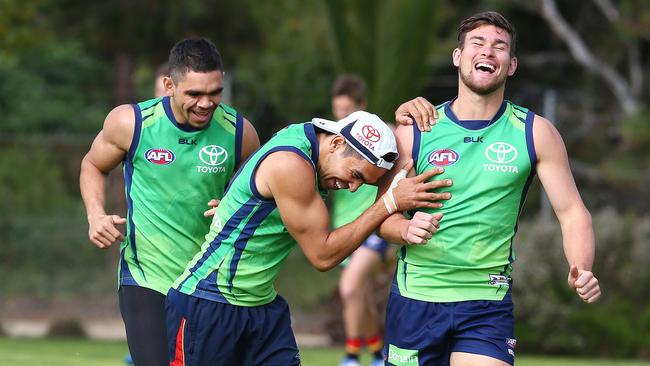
[324, 0, 442, 120]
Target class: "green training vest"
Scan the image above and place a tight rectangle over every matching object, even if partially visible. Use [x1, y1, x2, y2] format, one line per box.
[396, 99, 536, 302]
[119, 97, 243, 295]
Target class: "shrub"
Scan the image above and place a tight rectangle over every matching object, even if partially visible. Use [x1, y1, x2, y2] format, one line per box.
[513, 208, 650, 358]
[47, 318, 87, 338]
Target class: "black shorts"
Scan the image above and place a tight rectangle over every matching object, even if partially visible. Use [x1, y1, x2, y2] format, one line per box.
[119, 285, 169, 366]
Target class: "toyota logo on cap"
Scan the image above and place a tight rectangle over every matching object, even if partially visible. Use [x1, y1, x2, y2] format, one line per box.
[362, 125, 381, 142]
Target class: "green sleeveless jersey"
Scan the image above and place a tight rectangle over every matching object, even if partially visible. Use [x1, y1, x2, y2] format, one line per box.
[397, 99, 536, 302]
[119, 96, 244, 295]
[173, 122, 326, 306]
[331, 185, 377, 228]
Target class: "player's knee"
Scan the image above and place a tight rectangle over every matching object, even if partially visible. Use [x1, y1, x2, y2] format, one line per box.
[339, 282, 366, 303]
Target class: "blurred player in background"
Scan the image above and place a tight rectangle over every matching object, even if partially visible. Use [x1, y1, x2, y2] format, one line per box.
[80, 37, 260, 366]
[154, 63, 168, 98]
[330, 74, 391, 366]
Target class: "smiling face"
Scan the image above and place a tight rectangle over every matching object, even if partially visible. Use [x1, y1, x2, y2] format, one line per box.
[453, 24, 517, 95]
[318, 137, 385, 192]
[165, 70, 224, 128]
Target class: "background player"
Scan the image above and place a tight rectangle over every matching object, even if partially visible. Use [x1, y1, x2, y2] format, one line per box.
[330, 74, 391, 366]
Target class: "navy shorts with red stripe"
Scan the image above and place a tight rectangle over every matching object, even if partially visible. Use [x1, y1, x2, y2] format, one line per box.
[165, 288, 301, 366]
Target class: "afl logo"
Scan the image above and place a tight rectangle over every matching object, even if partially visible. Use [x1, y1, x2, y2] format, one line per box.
[427, 149, 459, 166]
[485, 142, 517, 164]
[361, 125, 381, 142]
[145, 148, 175, 165]
[199, 145, 228, 166]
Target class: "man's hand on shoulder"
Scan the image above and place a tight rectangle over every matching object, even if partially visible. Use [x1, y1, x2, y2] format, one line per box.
[395, 97, 438, 132]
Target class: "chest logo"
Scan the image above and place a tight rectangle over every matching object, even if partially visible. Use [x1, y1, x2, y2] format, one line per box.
[199, 145, 228, 166]
[144, 148, 175, 165]
[485, 142, 517, 164]
[427, 149, 459, 166]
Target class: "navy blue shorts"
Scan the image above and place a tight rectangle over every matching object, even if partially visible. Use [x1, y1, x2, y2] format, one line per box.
[341, 232, 391, 267]
[384, 288, 516, 366]
[363, 232, 389, 259]
[165, 289, 300, 366]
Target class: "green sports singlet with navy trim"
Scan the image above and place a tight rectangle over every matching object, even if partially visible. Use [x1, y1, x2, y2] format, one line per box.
[173, 122, 326, 306]
[396, 99, 537, 302]
[119, 96, 244, 295]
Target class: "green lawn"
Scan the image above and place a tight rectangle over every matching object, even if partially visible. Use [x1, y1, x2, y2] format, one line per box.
[0, 337, 649, 366]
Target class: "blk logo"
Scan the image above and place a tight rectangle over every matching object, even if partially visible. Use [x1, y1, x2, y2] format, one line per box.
[464, 136, 483, 143]
[361, 125, 381, 142]
[427, 149, 459, 166]
[145, 148, 175, 165]
[179, 138, 197, 145]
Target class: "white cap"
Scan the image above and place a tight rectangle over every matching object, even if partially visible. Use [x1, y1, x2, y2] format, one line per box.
[312, 110, 398, 170]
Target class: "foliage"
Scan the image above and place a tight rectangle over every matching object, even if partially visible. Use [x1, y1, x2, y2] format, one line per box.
[0, 41, 110, 134]
[513, 209, 650, 358]
[0, 147, 114, 299]
[237, 0, 335, 139]
[323, 0, 445, 120]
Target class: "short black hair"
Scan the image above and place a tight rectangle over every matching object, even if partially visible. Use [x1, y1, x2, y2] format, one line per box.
[331, 74, 367, 105]
[168, 38, 223, 82]
[458, 11, 517, 56]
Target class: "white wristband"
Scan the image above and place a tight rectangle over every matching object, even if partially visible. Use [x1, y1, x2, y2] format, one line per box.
[386, 168, 407, 213]
[382, 195, 394, 215]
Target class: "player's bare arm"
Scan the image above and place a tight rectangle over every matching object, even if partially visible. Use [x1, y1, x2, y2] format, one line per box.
[203, 117, 261, 217]
[378, 124, 451, 244]
[257, 151, 445, 271]
[534, 115, 601, 303]
[395, 96, 438, 132]
[79, 104, 134, 249]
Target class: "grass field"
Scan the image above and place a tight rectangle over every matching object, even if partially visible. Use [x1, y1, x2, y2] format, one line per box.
[1, 337, 649, 366]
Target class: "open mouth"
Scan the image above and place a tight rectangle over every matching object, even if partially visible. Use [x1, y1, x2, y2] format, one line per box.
[475, 62, 496, 73]
[333, 179, 348, 190]
[192, 110, 212, 122]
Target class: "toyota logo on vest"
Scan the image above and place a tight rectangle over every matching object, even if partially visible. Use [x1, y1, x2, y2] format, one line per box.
[485, 142, 517, 164]
[199, 145, 228, 166]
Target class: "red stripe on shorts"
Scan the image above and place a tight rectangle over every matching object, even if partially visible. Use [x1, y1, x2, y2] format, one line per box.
[171, 318, 187, 366]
